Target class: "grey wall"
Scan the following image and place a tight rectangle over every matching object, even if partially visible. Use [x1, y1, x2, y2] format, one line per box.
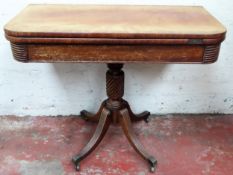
[0, 0, 232, 116]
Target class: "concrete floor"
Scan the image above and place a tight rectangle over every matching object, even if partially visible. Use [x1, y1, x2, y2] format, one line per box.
[0, 115, 232, 175]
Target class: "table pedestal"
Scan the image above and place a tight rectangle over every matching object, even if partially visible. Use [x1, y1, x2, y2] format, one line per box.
[72, 64, 157, 172]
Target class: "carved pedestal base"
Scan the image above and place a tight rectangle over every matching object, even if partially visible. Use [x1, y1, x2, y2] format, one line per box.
[72, 64, 157, 172]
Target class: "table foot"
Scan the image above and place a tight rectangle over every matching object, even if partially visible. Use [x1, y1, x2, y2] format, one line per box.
[135, 111, 151, 123]
[72, 107, 111, 171]
[148, 156, 157, 172]
[80, 102, 105, 122]
[74, 162, 80, 171]
[119, 108, 157, 172]
[123, 100, 150, 123]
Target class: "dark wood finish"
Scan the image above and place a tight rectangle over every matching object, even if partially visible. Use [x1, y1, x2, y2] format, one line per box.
[10, 43, 223, 64]
[80, 102, 105, 122]
[10, 43, 28, 62]
[5, 5, 226, 64]
[124, 100, 151, 122]
[4, 4, 226, 173]
[5, 35, 225, 44]
[12, 44, 207, 63]
[203, 45, 220, 63]
[72, 107, 111, 171]
[119, 108, 157, 172]
[76, 64, 156, 172]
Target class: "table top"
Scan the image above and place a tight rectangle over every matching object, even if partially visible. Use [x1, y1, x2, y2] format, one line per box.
[5, 4, 226, 39]
[4, 5, 226, 64]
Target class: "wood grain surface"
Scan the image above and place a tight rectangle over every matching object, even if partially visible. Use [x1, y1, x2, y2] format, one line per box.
[4, 4, 226, 63]
[26, 44, 204, 63]
[5, 4, 226, 39]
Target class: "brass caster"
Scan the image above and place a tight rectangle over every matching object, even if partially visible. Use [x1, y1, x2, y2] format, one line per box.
[148, 156, 157, 173]
[72, 156, 81, 171]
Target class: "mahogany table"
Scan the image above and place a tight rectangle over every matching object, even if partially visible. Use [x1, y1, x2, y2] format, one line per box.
[4, 4, 226, 172]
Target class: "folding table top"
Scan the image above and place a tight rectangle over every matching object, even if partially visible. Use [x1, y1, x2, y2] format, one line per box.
[4, 5, 226, 63]
[5, 4, 226, 39]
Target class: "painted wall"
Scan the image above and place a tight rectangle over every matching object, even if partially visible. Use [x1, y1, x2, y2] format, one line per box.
[0, 0, 232, 116]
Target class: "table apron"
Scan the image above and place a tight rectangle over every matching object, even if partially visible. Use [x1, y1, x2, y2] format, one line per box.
[10, 43, 220, 64]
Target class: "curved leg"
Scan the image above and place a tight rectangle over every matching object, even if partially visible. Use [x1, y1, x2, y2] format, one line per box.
[80, 101, 105, 122]
[119, 108, 157, 172]
[123, 100, 151, 123]
[73, 107, 111, 171]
